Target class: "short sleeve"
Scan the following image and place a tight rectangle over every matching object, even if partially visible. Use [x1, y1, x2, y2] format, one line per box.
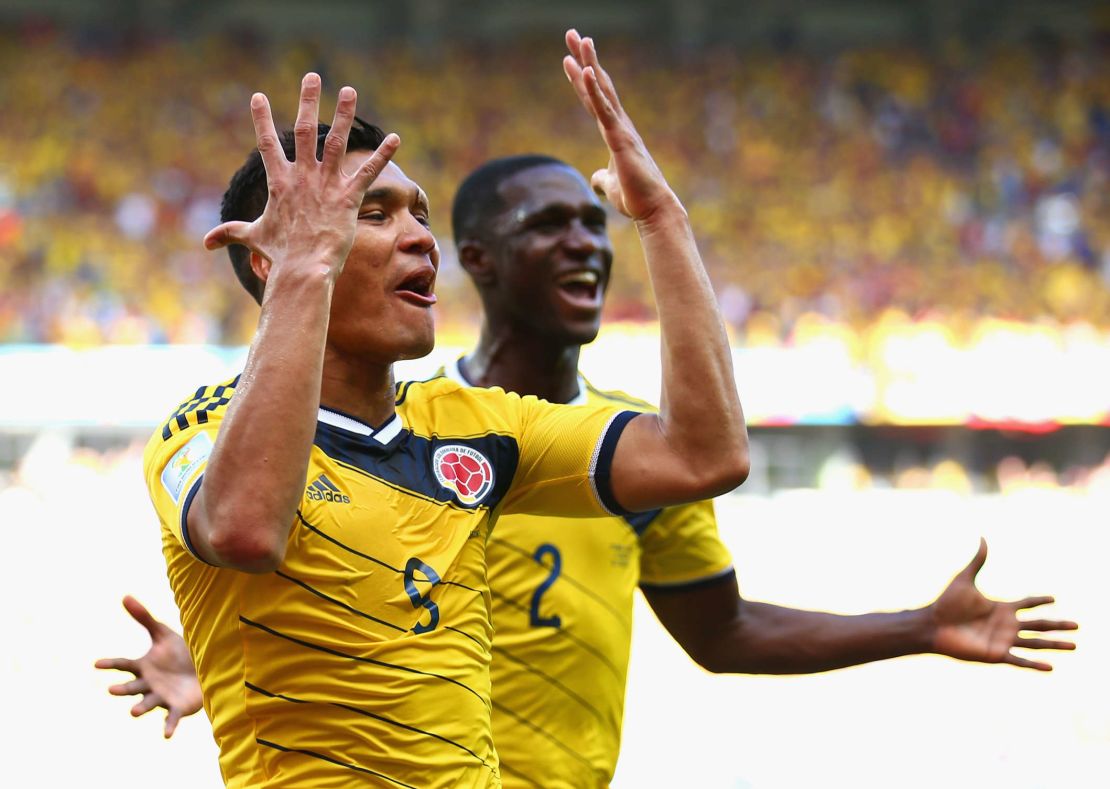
[499, 395, 640, 519]
[638, 499, 734, 589]
[142, 418, 220, 560]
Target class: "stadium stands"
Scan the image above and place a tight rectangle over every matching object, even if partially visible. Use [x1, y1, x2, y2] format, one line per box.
[0, 31, 1106, 346]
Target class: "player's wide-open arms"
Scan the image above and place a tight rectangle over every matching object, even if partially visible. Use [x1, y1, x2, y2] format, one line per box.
[562, 31, 749, 513]
[191, 78, 400, 571]
[643, 539, 1078, 674]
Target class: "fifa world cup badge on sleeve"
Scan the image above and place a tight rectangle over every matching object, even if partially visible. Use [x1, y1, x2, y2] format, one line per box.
[161, 432, 214, 503]
[433, 444, 495, 505]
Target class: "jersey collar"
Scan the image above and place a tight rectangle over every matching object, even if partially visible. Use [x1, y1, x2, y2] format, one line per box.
[446, 356, 588, 406]
[318, 406, 403, 445]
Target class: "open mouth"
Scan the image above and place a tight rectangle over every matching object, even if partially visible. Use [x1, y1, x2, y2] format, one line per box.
[556, 270, 603, 305]
[395, 266, 438, 307]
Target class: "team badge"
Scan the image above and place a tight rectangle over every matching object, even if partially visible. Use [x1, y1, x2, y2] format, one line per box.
[433, 444, 495, 505]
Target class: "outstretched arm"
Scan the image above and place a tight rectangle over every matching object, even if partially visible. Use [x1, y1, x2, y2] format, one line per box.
[191, 77, 399, 571]
[95, 596, 203, 738]
[563, 31, 748, 512]
[644, 539, 1078, 674]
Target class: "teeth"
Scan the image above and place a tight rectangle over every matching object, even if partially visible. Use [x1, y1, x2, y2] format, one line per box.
[558, 271, 599, 286]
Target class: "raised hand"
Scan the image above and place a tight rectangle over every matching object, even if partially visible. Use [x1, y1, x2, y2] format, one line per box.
[562, 30, 678, 223]
[930, 539, 1078, 671]
[203, 73, 400, 280]
[95, 596, 203, 738]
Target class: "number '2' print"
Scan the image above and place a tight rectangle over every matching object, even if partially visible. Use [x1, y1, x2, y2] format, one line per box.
[529, 543, 563, 628]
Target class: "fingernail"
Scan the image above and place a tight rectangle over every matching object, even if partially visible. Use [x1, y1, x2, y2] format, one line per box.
[304, 72, 320, 86]
[250, 93, 264, 108]
[339, 86, 355, 101]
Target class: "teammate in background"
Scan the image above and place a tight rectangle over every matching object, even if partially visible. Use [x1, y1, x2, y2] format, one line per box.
[133, 31, 747, 788]
[103, 147, 1079, 789]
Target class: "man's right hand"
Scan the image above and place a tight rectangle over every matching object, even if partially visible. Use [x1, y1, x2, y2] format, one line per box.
[95, 596, 203, 739]
[203, 73, 401, 284]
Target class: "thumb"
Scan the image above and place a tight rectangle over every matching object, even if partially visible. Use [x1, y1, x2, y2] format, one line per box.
[122, 595, 164, 639]
[958, 537, 988, 582]
[590, 169, 615, 201]
[204, 220, 253, 251]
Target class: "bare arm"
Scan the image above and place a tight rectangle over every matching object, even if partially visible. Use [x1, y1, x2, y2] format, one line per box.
[191, 76, 399, 571]
[644, 540, 1078, 674]
[563, 31, 748, 512]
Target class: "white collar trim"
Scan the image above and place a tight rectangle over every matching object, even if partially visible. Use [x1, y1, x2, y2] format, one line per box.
[318, 408, 401, 444]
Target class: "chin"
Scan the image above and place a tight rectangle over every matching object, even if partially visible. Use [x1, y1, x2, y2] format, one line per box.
[564, 321, 602, 347]
[396, 333, 436, 361]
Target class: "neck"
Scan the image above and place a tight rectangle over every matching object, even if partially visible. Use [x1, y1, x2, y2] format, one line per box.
[319, 349, 398, 427]
[462, 321, 583, 404]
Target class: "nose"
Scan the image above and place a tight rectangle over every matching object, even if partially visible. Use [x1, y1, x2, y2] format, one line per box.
[399, 214, 438, 260]
[562, 218, 602, 258]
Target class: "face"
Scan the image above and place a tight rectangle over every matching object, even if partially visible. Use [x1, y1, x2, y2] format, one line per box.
[487, 164, 614, 346]
[327, 157, 440, 363]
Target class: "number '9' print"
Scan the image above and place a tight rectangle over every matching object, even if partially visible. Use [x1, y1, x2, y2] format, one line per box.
[404, 557, 442, 634]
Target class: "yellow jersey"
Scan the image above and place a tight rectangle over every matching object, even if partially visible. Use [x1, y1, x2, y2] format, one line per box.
[439, 360, 735, 789]
[142, 374, 637, 788]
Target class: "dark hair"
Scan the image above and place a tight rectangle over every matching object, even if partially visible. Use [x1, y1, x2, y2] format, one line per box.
[219, 117, 387, 303]
[450, 154, 570, 245]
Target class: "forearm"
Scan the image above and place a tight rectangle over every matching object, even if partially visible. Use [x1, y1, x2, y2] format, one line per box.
[640, 201, 748, 488]
[704, 601, 936, 675]
[194, 264, 334, 570]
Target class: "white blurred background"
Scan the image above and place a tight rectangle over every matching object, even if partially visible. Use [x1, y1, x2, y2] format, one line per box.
[1, 340, 1106, 787]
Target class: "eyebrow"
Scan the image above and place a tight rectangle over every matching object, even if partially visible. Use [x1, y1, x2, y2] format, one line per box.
[518, 202, 606, 223]
[362, 187, 430, 213]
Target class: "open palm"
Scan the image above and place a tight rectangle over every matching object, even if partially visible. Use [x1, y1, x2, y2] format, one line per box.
[931, 539, 1077, 671]
[96, 596, 203, 737]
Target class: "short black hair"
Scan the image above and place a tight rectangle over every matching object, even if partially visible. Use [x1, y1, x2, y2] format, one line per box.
[219, 117, 387, 303]
[451, 154, 570, 244]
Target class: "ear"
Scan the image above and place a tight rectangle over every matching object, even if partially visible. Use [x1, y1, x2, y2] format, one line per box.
[248, 251, 273, 287]
[457, 239, 497, 286]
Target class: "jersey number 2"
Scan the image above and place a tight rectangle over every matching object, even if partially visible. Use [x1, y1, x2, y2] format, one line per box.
[529, 543, 563, 628]
[404, 557, 442, 634]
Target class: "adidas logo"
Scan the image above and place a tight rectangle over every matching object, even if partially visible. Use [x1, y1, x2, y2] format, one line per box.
[305, 474, 351, 504]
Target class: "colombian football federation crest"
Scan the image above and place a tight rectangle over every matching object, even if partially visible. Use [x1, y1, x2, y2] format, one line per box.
[433, 444, 495, 505]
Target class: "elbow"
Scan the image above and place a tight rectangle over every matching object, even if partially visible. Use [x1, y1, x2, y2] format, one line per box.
[204, 510, 287, 573]
[691, 650, 726, 675]
[209, 526, 286, 573]
[684, 641, 732, 675]
[720, 446, 751, 491]
[692, 445, 750, 498]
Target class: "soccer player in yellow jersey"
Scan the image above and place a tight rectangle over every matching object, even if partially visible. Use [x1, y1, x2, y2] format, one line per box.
[439, 156, 1081, 787]
[130, 30, 749, 788]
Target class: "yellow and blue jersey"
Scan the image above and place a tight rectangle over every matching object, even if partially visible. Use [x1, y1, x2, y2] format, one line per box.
[439, 360, 735, 789]
[142, 374, 637, 788]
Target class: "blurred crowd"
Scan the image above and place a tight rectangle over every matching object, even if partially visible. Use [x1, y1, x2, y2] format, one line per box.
[0, 28, 1107, 345]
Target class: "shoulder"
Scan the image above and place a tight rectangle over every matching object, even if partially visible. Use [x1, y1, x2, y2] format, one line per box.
[582, 379, 656, 414]
[396, 374, 527, 437]
[155, 375, 241, 443]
